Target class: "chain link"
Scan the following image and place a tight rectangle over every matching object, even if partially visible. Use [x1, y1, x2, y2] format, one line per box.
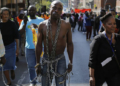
[46, 18, 61, 60]
[44, 18, 72, 86]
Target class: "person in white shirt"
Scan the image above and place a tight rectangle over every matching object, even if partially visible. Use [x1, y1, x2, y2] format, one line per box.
[83, 12, 87, 33]
[0, 30, 6, 65]
[70, 14, 76, 32]
[65, 14, 70, 23]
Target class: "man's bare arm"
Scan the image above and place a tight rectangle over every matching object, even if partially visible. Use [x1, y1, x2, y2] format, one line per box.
[19, 16, 28, 34]
[35, 23, 43, 64]
[15, 39, 19, 56]
[67, 23, 73, 64]
[19, 24, 26, 34]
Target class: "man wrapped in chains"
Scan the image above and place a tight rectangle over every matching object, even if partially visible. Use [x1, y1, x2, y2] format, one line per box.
[35, 1, 73, 86]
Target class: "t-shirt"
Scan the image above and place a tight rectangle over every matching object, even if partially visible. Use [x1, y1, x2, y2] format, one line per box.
[65, 17, 70, 22]
[19, 17, 44, 49]
[0, 31, 5, 57]
[115, 15, 118, 19]
[0, 20, 19, 46]
[85, 17, 91, 26]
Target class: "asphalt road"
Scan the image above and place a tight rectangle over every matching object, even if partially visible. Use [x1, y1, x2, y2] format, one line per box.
[0, 24, 107, 86]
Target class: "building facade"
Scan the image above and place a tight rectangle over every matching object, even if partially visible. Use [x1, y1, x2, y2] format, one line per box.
[79, 0, 91, 9]
[93, 0, 117, 14]
[69, 0, 93, 9]
[116, 0, 120, 12]
[0, 0, 26, 15]
[69, 0, 79, 9]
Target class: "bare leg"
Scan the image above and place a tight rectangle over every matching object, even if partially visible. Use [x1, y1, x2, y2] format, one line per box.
[4, 70, 11, 84]
[11, 70, 15, 80]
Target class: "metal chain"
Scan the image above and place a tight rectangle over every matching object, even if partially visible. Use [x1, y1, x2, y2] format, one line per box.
[31, 19, 72, 86]
[47, 18, 61, 60]
[45, 18, 61, 86]
[46, 21, 50, 58]
[46, 21, 50, 86]
[45, 18, 73, 86]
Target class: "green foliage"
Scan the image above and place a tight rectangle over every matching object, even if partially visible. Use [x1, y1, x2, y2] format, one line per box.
[35, 0, 51, 11]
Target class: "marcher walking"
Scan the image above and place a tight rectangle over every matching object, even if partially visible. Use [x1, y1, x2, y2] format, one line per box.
[93, 9, 106, 37]
[16, 10, 25, 57]
[89, 12, 120, 86]
[35, 1, 73, 86]
[0, 7, 19, 85]
[70, 14, 76, 32]
[78, 13, 83, 31]
[19, 5, 44, 86]
[85, 12, 92, 41]
[0, 29, 6, 65]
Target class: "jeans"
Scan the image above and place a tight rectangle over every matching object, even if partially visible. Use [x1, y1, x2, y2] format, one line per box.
[25, 48, 37, 84]
[0, 42, 16, 71]
[42, 54, 67, 86]
[95, 73, 120, 86]
[83, 23, 86, 32]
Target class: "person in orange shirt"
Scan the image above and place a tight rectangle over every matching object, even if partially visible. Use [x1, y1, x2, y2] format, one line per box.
[45, 14, 50, 20]
[16, 10, 24, 26]
[16, 10, 25, 58]
[41, 13, 45, 19]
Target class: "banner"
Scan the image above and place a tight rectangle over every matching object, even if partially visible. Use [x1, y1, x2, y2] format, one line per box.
[74, 9, 91, 13]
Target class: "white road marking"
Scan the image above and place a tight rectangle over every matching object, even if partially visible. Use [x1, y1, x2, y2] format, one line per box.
[17, 70, 28, 85]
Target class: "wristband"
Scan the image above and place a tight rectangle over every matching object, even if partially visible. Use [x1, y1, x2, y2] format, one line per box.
[35, 63, 41, 68]
[69, 62, 73, 66]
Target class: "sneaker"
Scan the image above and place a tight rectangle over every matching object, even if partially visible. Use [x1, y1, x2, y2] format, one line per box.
[29, 84, 37, 86]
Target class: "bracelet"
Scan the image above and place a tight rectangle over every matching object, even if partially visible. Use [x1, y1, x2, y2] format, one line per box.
[90, 76, 94, 78]
[35, 63, 41, 68]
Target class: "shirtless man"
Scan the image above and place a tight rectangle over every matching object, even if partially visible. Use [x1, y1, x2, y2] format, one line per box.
[35, 1, 73, 86]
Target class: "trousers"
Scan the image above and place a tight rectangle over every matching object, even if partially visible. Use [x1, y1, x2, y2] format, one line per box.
[95, 73, 120, 86]
[42, 54, 67, 86]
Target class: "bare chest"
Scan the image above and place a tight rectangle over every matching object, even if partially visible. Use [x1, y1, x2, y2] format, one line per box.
[43, 25, 68, 41]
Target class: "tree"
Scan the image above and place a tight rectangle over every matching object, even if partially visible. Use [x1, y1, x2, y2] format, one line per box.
[35, 0, 51, 12]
